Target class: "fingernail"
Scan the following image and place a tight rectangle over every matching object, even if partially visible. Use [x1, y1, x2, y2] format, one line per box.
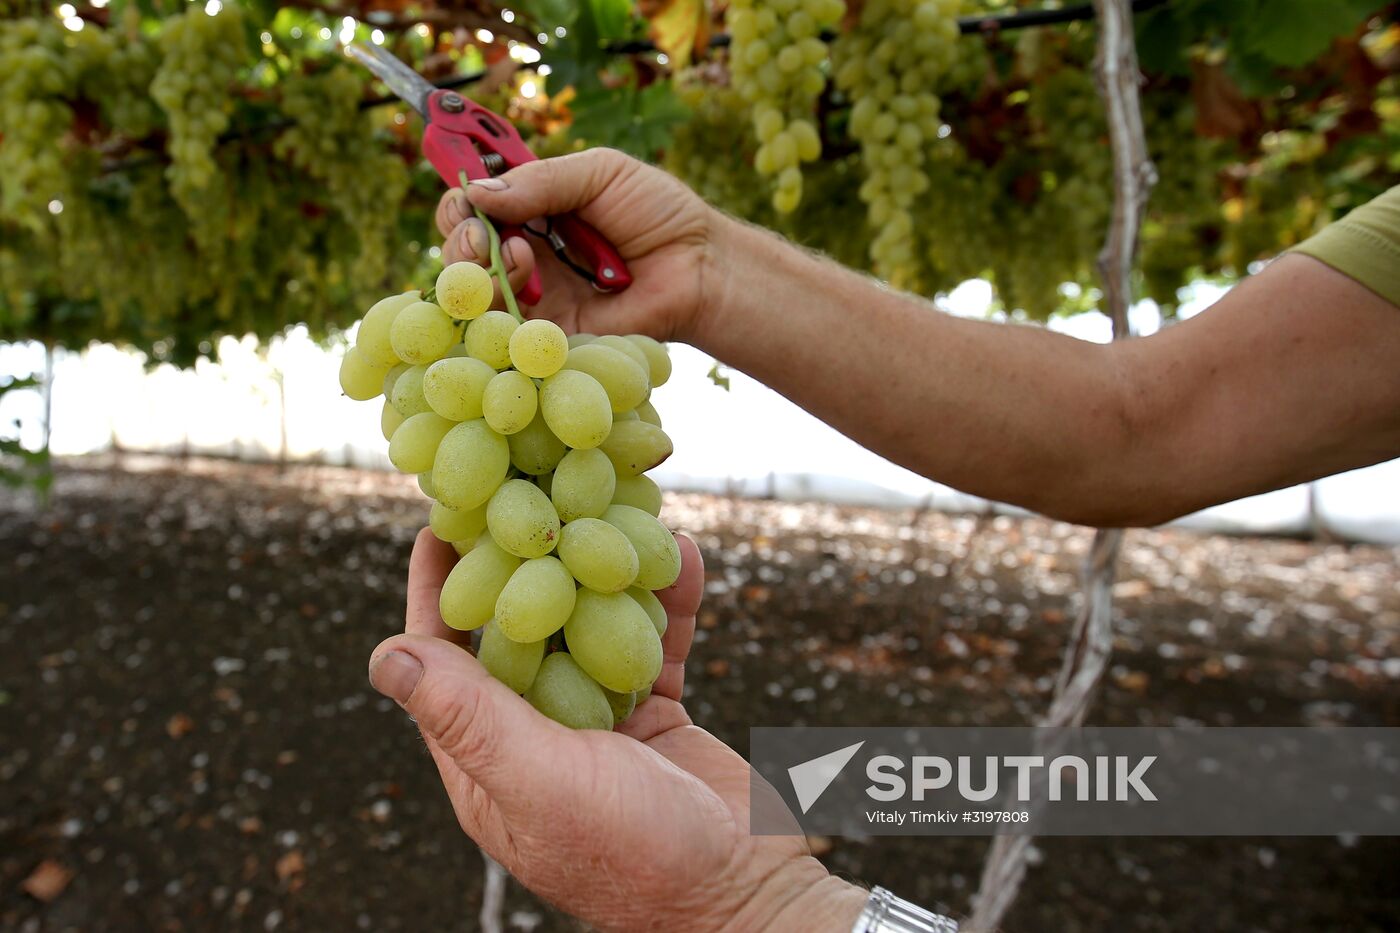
[369, 651, 423, 704]
[446, 190, 469, 227]
[464, 218, 488, 261]
[469, 177, 508, 191]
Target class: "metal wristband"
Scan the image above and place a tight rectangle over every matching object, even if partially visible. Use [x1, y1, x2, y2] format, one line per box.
[851, 886, 959, 933]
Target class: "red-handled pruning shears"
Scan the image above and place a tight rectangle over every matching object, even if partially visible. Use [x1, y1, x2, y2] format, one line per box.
[348, 43, 632, 305]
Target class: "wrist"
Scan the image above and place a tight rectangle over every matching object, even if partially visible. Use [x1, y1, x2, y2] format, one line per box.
[686, 210, 769, 353]
[721, 857, 866, 933]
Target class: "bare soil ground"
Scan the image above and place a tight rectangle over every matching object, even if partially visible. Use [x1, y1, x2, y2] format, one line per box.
[1, 456, 1397, 932]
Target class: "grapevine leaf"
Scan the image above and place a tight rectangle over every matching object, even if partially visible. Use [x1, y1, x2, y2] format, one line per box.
[591, 0, 637, 42]
[518, 0, 576, 32]
[243, 0, 281, 32]
[1135, 4, 1195, 76]
[642, 0, 710, 68]
[544, 0, 605, 92]
[568, 82, 689, 158]
[1240, 0, 1385, 68]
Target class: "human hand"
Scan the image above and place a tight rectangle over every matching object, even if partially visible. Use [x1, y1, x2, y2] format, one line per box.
[434, 148, 722, 343]
[367, 529, 865, 933]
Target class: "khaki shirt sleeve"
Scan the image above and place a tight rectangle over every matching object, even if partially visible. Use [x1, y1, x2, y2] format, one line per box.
[1292, 185, 1400, 308]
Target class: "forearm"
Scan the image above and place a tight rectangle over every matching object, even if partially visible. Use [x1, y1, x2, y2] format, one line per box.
[695, 215, 1149, 525]
[694, 219, 1400, 527]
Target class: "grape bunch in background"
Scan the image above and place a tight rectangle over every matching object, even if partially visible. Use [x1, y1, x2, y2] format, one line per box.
[339, 259, 679, 731]
[727, 0, 845, 214]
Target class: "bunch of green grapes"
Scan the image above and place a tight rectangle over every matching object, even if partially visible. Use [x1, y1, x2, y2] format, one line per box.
[276, 67, 409, 292]
[666, 81, 771, 218]
[726, 0, 845, 213]
[833, 0, 961, 288]
[0, 18, 77, 228]
[150, 4, 245, 250]
[74, 8, 163, 139]
[340, 262, 680, 730]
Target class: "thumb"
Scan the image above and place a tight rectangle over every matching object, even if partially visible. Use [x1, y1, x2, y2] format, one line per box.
[369, 633, 562, 800]
[465, 147, 638, 225]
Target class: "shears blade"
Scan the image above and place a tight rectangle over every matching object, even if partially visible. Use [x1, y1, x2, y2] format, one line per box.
[347, 43, 435, 117]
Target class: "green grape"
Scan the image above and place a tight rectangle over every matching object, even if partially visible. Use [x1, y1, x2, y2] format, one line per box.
[634, 683, 653, 706]
[567, 333, 597, 349]
[382, 363, 412, 401]
[389, 412, 455, 474]
[524, 653, 614, 731]
[477, 619, 547, 694]
[435, 261, 493, 321]
[634, 399, 662, 428]
[508, 318, 569, 378]
[540, 370, 613, 450]
[339, 346, 388, 401]
[452, 539, 475, 557]
[550, 447, 617, 522]
[429, 500, 488, 544]
[628, 586, 668, 637]
[612, 474, 664, 516]
[495, 556, 577, 643]
[482, 369, 539, 435]
[423, 356, 496, 421]
[624, 335, 672, 387]
[772, 185, 801, 214]
[755, 107, 784, 142]
[599, 421, 674, 476]
[380, 401, 405, 442]
[390, 364, 431, 417]
[563, 344, 649, 413]
[557, 517, 639, 593]
[615, 410, 640, 423]
[465, 310, 519, 370]
[356, 290, 420, 367]
[537, 470, 555, 497]
[592, 335, 652, 380]
[433, 419, 511, 510]
[486, 479, 562, 558]
[601, 686, 637, 724]
[390, 300, 458, 365]
[562, 589, 664, 694]
[439, 535, 521, 631]
[603, 504, 681, 590]
[417, 471, 435, 498]
[508, 409, 568, 475]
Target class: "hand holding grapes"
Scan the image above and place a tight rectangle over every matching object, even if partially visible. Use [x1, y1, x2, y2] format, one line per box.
[435, 147, 720, 342]
[368, 529, 865, 933]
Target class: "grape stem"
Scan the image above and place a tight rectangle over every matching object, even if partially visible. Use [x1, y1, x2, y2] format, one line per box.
[459, 170, 523, 323]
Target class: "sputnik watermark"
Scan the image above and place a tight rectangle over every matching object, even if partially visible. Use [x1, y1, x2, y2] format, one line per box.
[749, 727, 1400, 836]
[866, 753, 1156, 802]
